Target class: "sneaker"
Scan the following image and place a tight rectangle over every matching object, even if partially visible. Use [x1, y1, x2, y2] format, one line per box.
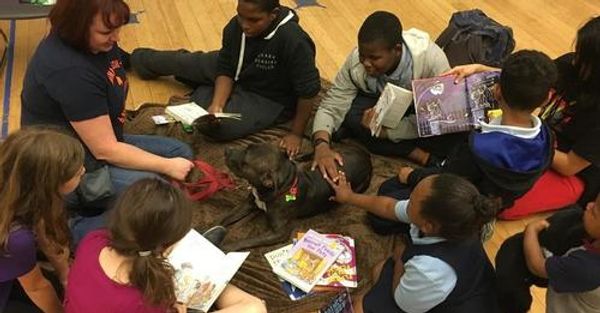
[201, 225, 227, 247]
[480, 218, 496, 242]
[425, 154, 446, 168]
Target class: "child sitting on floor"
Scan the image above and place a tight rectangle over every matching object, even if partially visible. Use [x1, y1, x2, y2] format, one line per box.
[394, 50, 560, 221]
[311, 11, 461, 181]
[0, 127, 85, 313]
[64, 178, 266, 313]
[495, 192, 600, 313]
[327, 173, 499, 313]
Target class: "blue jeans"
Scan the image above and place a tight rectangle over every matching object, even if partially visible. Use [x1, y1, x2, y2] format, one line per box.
[109, 134, 194, 195]
[69, 134, 193, 246]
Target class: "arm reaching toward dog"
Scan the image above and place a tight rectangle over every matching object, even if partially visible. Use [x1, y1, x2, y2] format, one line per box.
[326, 172, 399, 221]
[311, 131, 344, 180]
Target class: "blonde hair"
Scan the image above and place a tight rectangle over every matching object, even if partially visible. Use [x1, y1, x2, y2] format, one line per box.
[0, 127, 84, 251]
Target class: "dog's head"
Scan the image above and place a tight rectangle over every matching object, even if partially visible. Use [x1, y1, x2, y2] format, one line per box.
[224, 143, 291, 191]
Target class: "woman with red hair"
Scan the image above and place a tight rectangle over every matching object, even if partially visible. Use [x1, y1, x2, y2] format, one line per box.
[20, 0, 195, 217]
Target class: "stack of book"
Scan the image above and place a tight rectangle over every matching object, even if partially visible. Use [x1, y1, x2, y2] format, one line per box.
[264, 229, 357, 301]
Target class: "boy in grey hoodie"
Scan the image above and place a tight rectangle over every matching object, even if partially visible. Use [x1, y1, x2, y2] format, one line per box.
[311, 11, 455, 180]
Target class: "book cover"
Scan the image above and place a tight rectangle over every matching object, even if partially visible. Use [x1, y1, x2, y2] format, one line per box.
[296, 233, 358, 288]
[168, 229, 249, 312]
[369, 83, 413, 137]
[412, 71, 500, 137]
[165, 102, 241, 125]
[273, 230, 344, 293]
[319, 289, 354, 313]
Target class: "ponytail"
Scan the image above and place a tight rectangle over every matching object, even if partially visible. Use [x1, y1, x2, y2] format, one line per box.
[472, 194, 499, 225]
[107, 179, 193, 309]
[129, 252, 178, 308]
[420, 174, 500, 241]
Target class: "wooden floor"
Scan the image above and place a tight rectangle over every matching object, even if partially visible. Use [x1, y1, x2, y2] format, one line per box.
[2, 0, 597, 311]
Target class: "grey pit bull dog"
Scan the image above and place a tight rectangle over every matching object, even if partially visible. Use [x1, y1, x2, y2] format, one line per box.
[220, 142, 372, 251]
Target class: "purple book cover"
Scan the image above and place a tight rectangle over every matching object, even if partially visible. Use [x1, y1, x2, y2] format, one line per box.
[412, 71, 500, 137]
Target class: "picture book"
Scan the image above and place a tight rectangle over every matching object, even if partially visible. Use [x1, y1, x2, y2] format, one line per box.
[264, 243, 294, 270]
[273, 230, 344, 293]
[264, 244, 310, 300]
[319, 289, 354, 313]
[168, 229, 249, 312]
[412, 71, 500, 137]
[369, 83, 413, 137]
[296, 233, 358, 288]
[164, 102, 241, 125]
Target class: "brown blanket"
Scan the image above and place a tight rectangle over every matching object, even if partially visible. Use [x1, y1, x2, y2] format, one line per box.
[124, 80, 409, 313]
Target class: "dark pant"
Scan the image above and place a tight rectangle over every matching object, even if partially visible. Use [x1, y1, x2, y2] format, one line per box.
[367, 177, 412, 235]
[340, 93, 467, 159]
[191, 85, 285, 141]
[495, 206, 586, 313]
[131, 49, 287, 141]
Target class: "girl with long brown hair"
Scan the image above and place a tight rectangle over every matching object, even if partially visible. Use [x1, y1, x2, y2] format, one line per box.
[0, 127, 85, 312]
[64, 178, 266, 313]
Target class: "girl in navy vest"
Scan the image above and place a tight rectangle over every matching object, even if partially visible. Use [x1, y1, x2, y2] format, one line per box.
[327, 173, 499, 313]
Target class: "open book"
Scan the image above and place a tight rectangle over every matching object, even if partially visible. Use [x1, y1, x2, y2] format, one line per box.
[168, 230, 249, 312]
[273, 230, 344, 293]
[369, 83, 413, 137]
[412, 71, 500, 137]
[165, 102, 241, 125]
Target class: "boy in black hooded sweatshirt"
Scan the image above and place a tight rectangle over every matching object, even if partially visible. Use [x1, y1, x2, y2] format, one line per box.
[131, 0, 320, 157]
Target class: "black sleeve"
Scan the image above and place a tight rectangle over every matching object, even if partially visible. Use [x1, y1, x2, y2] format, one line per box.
[572, 125, 600, 168]
[44, 66, 109, 121]
[408, 141, 483, 187]
[216, 18, 238, 78]
[284, 30, 321, 99]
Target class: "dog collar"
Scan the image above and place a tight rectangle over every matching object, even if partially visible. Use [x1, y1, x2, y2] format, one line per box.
[285, 177, 299, 202]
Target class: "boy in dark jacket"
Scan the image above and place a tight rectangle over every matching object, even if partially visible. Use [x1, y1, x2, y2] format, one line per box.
[131, 0, 320, 156]
[373, 50, 557, 234]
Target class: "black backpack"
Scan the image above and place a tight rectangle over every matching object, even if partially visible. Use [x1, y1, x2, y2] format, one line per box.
[436, 9, 515, 67]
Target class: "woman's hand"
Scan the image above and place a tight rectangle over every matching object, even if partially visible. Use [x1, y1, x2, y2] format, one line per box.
[164, 157, 194, 181]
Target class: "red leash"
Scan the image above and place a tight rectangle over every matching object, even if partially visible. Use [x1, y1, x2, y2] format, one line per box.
[173, 159, 235, 201]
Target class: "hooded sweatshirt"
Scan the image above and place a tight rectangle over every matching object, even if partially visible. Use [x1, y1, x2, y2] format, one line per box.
[216, 6, 321, 118]
[408, 115, 554, 209]
[312, 28, 450, 141]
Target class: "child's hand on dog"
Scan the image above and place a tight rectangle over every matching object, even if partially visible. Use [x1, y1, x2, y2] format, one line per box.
[280, 133, 302, 158]
[325, 171, 354, 203]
